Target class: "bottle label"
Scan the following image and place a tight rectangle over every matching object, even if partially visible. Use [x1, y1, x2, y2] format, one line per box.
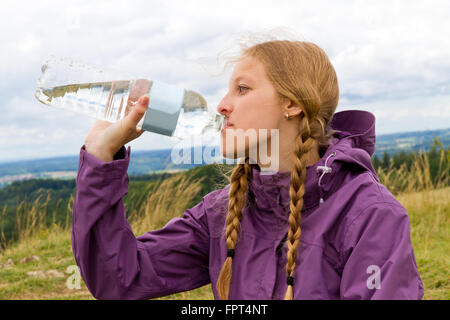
[142, 81, 184, 136]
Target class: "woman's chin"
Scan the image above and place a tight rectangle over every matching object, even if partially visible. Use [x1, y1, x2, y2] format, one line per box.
[221, 147, 256, 161]
[220, 144, 243, 159]
[220, 147, 237, 159]
[220, 139, 260, 160]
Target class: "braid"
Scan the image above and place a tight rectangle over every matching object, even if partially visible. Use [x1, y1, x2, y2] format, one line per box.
[217, 157, 252, 300]
[283, 117, 315, 300]
[222, 39, 339, 300]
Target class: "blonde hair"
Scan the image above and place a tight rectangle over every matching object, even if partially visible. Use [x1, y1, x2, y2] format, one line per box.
[216, 37, 340, 300]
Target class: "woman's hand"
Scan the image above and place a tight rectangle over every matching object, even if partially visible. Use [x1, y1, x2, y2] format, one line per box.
[84, 95, 149, 162]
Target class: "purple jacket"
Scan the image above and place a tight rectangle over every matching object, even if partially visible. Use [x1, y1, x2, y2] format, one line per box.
[71, 110, 424, 300]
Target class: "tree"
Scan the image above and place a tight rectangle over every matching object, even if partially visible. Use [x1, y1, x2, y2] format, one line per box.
[372, 155, 381, 171]
[382, 151, 391, 169]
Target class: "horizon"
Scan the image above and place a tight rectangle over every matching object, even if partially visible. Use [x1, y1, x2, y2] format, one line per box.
[0, 126, 448, 165]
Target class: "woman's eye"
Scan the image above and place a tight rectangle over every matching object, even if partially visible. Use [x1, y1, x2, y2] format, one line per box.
[238, 86, 249, 94]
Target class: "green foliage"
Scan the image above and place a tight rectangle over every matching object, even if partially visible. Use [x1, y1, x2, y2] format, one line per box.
[0, 180, 76, 249]
[371, 137, 450, 190]
[0, 179, 76, 207]
[0, 163, 230, 250]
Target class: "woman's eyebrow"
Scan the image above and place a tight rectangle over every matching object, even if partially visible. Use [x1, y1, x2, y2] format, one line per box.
[229, 75, 255, 86]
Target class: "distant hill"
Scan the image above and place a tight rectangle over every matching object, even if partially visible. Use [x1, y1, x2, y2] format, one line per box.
[0, 127, 448, 189]
[375, 128, 449, 156]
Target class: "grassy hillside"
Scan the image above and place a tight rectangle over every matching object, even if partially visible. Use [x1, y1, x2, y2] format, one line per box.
[0, 164, 230, 250]
[0, 185, 447, 299]
[0, 167, 221, 300]
[0, 147, 448, 300]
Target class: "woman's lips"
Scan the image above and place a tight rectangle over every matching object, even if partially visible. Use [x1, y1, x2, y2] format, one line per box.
[221, 122, 233, 132]
[221, 124, 233, 133]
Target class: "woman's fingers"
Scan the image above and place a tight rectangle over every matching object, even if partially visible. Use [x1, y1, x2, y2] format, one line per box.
[125, 95, 149, 130]
[85, 94, 150, 159]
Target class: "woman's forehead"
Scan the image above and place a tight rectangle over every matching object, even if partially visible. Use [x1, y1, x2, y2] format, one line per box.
[230, 56, 266, 85]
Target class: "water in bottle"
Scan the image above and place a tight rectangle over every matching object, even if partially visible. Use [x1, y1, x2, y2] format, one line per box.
[34, 56, 225, 141]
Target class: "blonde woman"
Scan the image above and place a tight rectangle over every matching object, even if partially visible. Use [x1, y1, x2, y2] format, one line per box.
[73, 39, 424, 300]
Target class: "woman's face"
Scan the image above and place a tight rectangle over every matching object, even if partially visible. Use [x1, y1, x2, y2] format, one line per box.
[217, 55, 284, 159]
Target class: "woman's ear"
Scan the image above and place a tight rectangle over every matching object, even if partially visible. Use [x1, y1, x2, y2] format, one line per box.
[282, 98, 303, 118]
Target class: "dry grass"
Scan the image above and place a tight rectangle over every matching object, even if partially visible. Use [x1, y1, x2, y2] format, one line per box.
[129, 174, 205, 236]
[396, 187, 450, 300]
[376, 149, 449, 195]
[0, 151, 448, 299]
[0, 172, 213, 300]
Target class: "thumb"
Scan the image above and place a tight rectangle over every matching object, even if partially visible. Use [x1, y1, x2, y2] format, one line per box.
[126, 95, 149, 127]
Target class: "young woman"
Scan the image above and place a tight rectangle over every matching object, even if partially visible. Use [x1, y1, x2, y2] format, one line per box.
[73, 40, 424, 300]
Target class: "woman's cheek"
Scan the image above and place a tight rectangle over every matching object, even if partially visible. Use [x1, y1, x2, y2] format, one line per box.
[220, 127, 260, 160]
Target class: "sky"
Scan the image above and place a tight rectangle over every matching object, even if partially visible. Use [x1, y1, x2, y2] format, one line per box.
[1, 0, 449, 163]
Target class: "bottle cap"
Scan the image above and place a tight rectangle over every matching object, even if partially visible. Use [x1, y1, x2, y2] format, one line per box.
[141, 80, 185, 136]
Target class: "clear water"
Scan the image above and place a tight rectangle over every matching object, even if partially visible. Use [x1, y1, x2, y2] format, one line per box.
[35, 80, 133, 121]
[34, 79, 224, 140]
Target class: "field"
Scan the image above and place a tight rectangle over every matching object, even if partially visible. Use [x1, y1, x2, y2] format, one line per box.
[0, 148, 448, 300]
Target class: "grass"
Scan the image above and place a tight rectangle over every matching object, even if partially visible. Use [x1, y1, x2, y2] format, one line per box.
[0, 224, 93, 299]
[0, 173, 214, 300]
[0, 150, 448, 300]
[396, 187, 450, 300]
[0, 223, 214, 300]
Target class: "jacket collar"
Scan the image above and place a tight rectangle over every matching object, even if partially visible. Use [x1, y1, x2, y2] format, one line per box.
[247, 109, 377, 218]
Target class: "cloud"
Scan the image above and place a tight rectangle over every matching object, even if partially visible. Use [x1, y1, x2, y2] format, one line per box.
[0, 0, 449, 162]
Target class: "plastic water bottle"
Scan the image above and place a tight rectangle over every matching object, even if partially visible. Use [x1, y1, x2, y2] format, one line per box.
[34, 55, 225, 140]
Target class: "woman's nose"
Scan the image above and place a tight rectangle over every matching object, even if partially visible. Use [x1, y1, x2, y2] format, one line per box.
[217, 102, 233, 115]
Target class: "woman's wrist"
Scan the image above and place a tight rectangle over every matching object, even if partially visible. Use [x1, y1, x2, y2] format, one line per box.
[85, 143, 114, 162]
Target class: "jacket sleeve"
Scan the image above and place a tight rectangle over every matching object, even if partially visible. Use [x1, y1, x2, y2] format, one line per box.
[339, 202, 424, 300]
[71, 145, 211, 300]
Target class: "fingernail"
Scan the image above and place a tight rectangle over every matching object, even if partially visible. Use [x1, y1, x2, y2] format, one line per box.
[139, 95, 149, 104]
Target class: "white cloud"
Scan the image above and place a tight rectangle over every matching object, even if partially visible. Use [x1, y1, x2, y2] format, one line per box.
[0, 0, 449, 162]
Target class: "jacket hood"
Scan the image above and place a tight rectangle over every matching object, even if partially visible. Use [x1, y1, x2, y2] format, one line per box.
[248, 109, 378, 219]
